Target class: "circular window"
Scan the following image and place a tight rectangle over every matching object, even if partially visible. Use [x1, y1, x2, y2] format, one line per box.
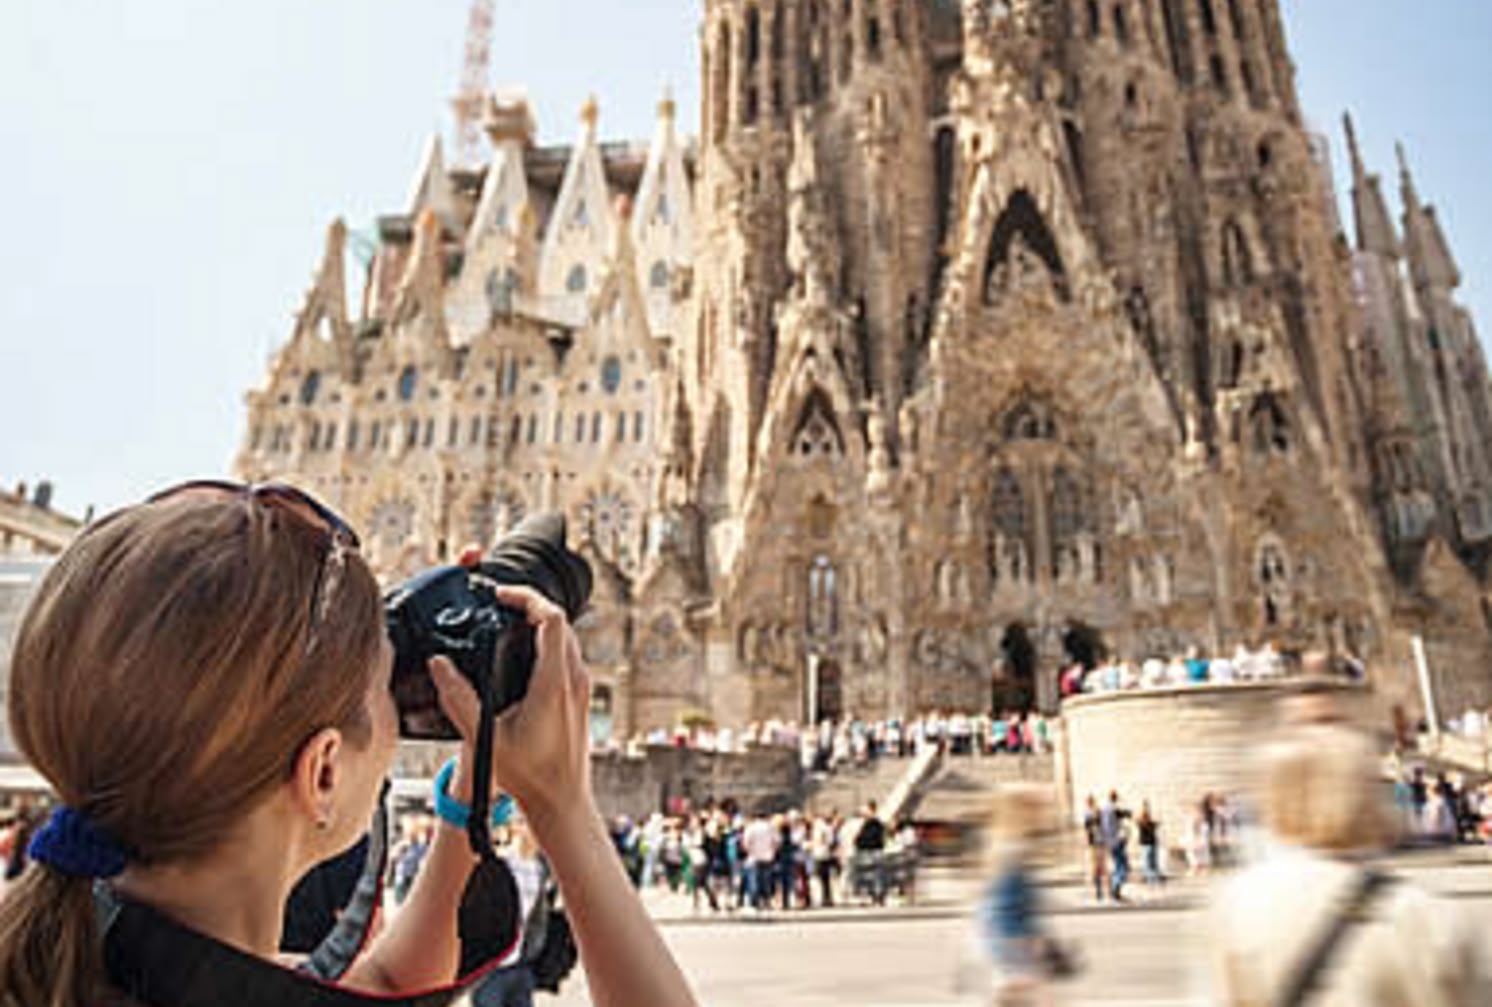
[566, 264, 588, 294]
[398, 366, 418, 403]
[601, 355, 623, 395]
[299, 371, 321, 406]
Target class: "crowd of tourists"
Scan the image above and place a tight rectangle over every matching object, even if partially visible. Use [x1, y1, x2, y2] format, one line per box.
[607, 799, 920, 912]
[975, 726, 1492, 1005]
[1394, 765, 1492, 845]
[608, 710, 1058, 769]
[803, 711, 1057, 769]
[1060, 643, 1365, 698]
[1080, 791, 1247, 903]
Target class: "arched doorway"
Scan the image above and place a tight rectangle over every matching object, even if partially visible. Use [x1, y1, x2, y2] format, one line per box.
[995, 624, 1037, 712]
[813, 659, 844, 724]
[1062, 623, 1106, 669]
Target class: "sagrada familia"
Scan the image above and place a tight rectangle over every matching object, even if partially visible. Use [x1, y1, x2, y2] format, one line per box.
[238, 0, 1492, 735]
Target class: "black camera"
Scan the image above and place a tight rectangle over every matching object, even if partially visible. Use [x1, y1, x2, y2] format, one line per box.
[385, 513, 593, 740]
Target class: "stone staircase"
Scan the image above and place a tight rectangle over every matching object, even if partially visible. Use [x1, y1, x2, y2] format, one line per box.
[904, 752, 1060, 824]
[803, 749, 1062, 823]
[1417, 732, 1492, 780]
[802, 756, 915, 815]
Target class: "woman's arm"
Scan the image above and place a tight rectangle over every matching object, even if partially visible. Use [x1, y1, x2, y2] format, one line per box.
[527, 802, 697, 1007]
[361, 586, 698, 1007]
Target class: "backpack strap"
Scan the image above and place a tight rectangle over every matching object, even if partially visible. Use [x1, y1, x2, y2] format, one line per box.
[1278, 870, 1395, 1007]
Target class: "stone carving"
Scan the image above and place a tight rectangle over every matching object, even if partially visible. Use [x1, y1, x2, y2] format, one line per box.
[954, 491, 975, 541]
[866, 403, 893, 496]
[1129, 555, 1150, 605]
[986, 233, 1058, 305]
[1115, 487, 1143, 536]
[857, 613, 889, 668]
[1076, 531, 1099, 584]
[994, 534, 1030, 587]
[786, 112, 836, 306]
[1153, 554, 1174, 606]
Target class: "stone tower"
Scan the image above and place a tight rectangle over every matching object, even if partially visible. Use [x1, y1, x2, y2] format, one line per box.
[673, 0, 1492, 722]
[690, 1, 936, 545]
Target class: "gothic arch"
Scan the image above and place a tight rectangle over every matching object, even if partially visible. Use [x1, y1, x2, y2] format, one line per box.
[1247, 391, 1291, 456]
[1254, 532, 1293, 629]
[982, 190, 1069, 303]
[791, 388, 845, 459]
[1001, 395, 1060, 442]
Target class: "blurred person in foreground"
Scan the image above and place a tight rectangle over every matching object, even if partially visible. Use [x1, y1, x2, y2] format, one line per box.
[1206, 723, 1488, 1006]
[0, 484, 698, 1007]
[964, 785, 1077, 1007]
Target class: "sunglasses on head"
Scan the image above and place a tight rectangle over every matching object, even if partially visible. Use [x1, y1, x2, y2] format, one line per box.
[146, 480, 362, 650]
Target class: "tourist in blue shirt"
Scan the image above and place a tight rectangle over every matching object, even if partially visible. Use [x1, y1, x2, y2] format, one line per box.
[1185, 647, 1210, 684]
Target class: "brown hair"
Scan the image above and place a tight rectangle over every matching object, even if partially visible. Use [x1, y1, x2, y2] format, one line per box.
[0, 492, 384, 1007]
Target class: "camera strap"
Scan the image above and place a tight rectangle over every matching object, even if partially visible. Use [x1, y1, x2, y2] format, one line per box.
[455, 623, 519, 976]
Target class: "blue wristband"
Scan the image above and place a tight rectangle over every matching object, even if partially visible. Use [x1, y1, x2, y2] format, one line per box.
[433, 758, 514, 830]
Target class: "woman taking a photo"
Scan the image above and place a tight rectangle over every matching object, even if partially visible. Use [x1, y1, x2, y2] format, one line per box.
[0, 483, 699, 1007]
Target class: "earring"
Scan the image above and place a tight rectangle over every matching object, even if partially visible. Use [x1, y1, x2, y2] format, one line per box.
[316, 815, 331, 831]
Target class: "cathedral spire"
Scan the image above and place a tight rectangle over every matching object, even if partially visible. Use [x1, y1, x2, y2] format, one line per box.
[312, 218, 349, 325]
[632, 86, 693, 335]
[539, 95, 615, 313]
[394, 208, 448, 325]
[1398, 141, 1462, 292]
[1342, 113, 1399, 258]
[404, 134, 458, 232]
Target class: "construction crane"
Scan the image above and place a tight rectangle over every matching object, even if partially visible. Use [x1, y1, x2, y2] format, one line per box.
[451, 0, 495, 168]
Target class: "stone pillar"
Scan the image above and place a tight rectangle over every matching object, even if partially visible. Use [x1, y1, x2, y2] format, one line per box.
[781, 0, 800, 114]
[729, 11, 746, 130]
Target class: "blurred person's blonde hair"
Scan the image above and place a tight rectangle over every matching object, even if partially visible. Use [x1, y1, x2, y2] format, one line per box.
[982, 784, 1054, 871]
[1261, 724, 1394, 853]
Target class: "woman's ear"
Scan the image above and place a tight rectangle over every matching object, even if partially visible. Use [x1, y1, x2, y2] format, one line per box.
[291, 727, 344, 829]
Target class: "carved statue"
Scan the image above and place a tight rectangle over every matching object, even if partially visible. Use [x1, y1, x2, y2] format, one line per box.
[1076, 531, 1098, 584]
[866, 403, 893, 496]
[1001, 536, 1028, 585]
[1055, 543, 1079, 585]
[860, 614, 888, 667]
[1153, 554, 1174, 605]
[741, 623, 762, 665]
[1115, 488, 1143, 536]
[954, 491, 975, 541]
[786, 112, 836, 306]
[1130, 556, 1150, 604]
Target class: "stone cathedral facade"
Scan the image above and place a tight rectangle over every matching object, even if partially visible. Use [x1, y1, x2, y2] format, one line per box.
[239, 0, 1492, 735]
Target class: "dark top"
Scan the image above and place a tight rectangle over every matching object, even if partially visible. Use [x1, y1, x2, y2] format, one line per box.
[1137, 817, 1159, 847]
[854, 818, 886, 852]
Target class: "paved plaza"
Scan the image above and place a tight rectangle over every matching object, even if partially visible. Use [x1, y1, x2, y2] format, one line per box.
[549, 855, 1492, 1007]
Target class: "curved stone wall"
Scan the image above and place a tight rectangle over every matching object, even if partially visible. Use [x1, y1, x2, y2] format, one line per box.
[1061, 681, 1376, 858]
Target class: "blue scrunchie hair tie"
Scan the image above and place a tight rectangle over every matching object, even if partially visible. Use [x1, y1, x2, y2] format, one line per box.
[27, 806, 129, 879]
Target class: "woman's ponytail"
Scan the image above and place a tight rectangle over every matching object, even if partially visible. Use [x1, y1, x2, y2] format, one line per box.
[0, 866, 104, 1007]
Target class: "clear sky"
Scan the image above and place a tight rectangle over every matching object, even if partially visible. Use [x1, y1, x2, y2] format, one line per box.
[2, 1, 1488, 517]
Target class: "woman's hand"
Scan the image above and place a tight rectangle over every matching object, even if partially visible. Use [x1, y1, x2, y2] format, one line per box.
[429, 585, 593, 829]
[432, 589, 700, 1007]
